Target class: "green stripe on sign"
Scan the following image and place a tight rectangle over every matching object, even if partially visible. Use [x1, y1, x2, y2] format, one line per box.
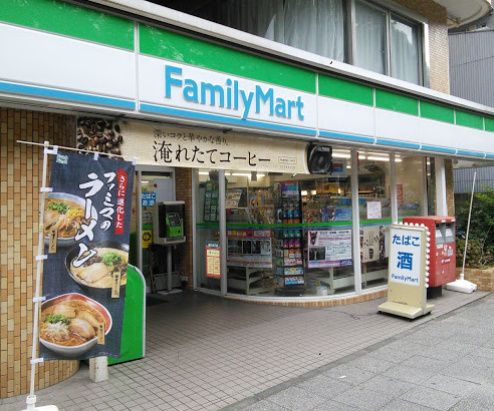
[420, 100, 454, 124]
[485, 117, 494, 132]
[456, 110, 484, 130]
[318, 75, 373, 106]
[139, 24, 316, 94]
[375, 89, 418, 116]
[0, 0, 134, 50]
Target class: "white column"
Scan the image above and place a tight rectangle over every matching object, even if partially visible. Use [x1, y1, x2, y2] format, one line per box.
[351, 149, 362, 294]
[191, 170, 198, 290]
[136, 170, 143, 273]
[435, 157, 448, 215]
[390, 153, 398, 224]
[218, 170, 227, 295]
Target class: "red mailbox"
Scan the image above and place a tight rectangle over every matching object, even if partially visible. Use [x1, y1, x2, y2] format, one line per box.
[403, 216, 456, 287]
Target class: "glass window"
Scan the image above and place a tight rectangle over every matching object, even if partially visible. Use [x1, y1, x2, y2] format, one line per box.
[163, 0, 347, 62]
[222, 150, 354, 297]
[358, 152, 390, 289]
[354, 1, 387, 75]
[396, 156, 425, 218]
[390, 16, 420, 84]
[153, 0, 424, 85]
[283, 0, 346, 61]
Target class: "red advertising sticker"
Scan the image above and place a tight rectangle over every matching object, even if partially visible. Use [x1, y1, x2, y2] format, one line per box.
[115, 169, 128, 235]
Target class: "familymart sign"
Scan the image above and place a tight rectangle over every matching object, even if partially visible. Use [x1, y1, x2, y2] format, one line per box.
[138, 55, 317, 132]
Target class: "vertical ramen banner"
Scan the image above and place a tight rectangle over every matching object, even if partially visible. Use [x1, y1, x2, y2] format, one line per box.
[40, 152, 134, 360]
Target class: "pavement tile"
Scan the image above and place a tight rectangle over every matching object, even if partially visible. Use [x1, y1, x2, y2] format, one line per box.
[421, 374, 480, 396]
[450, 385, 494, 411]
[346, 356, 395, 374]
[440, 359, 494, 385]
[380, 398, 436, 411]
[400, 355, 450, 373]
[400, 386, 462, 411]
[243, 399, 290, 411]
[267, 387, 326, 411]
[367, 346, 419, 364]
[332, 386, 395, 410]
[296, 374, 352, 398]
[322, 365, 376, 386]
[383, 364, 435, 385]
[358, 374, 417, 397]
[310, 400, 359, 410]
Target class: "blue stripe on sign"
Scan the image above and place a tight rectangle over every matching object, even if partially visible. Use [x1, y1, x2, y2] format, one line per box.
[421, 145, 457, 155]
[485, 153, 494, 159]
[139, 103, 317, 137]
[0, 81, 135, 110]
[456, 150, 486, 158]
[318, 130, 375, 144]
[375, 138, 420, 150]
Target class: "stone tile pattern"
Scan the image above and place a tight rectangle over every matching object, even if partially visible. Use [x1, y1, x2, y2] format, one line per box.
[235, 294, 494, 411]
[0, 289, 485, 410]
[0, 109, 79, 398]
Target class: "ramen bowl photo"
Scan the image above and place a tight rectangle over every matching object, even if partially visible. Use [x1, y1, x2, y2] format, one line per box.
[65, 242, 129, 290]
[39, 293, 112, 358]
[44, 192, 96, 247]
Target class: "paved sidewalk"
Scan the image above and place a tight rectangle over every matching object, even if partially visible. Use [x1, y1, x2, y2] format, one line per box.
[0, 290, 488, 411]
[231, 293, 494, 411]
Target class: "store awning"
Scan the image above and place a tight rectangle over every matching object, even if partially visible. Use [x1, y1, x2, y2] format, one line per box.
[434, 0, 492, 27]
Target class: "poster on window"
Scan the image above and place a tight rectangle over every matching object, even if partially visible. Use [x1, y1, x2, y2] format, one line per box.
[307, 229, 352, 268]
[206, 241, 221, 278]
[40, 152, 134, 360]
[361, 226, 388, 263]
[227, 230, 272, 268]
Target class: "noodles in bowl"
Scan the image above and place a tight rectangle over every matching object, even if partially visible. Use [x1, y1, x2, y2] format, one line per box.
[67, 244, 128, 289]
[44, 193, 96, 245]
[40, 293, 112, 358]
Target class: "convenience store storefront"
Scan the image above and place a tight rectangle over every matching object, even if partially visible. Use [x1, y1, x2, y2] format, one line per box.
[2, 0, 494, 306]
[122, 119, 431, 300]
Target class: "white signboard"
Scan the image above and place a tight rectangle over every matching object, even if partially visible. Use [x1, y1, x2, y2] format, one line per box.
[307, 229, 352, 268]
[388, 226, 424, 286]
[119, 120, 309, 173]
[379, 224, 432, 319]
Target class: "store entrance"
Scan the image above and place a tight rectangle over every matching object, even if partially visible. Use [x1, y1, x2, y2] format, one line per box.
[135, 168, 178, 292]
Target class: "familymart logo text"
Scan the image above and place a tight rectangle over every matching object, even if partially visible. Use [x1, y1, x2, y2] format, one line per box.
[164, 65, 305, 121]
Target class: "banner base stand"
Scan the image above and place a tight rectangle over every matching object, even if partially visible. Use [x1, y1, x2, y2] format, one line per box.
[378, 301, 434, 319]
[23, 395, 58, 411]
[89, 356, 108, 383]
[446, 278, 477, 294]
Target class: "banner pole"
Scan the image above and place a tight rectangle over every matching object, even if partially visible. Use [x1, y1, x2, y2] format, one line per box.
[24, 141, 58, 411]
[16, 140, 125, 159]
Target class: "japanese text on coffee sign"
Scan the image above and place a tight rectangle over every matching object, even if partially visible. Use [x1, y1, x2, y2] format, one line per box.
[152, 129, 272, 168]
[73, 168, 128, 268]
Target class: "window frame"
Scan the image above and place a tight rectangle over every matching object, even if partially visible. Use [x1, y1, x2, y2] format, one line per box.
[350, 0, 426, 86]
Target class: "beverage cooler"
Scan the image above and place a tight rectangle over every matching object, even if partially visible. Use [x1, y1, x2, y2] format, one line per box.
[403, 216, 456, 287]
